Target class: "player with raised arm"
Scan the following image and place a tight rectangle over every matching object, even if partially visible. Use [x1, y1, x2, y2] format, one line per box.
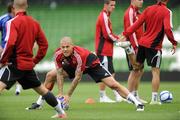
[120, 0, 178, 104]
[123, 0, 147, 103]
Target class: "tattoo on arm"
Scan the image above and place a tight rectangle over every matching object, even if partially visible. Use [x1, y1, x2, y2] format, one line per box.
[57, 68, 64, 96]
[67, 71, 83, 97]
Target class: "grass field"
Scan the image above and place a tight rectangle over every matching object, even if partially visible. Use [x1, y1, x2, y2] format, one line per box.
[0, 82, 180, 120]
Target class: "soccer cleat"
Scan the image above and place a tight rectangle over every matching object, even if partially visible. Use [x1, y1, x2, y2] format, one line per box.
[100, 96, 116, 103]
[115, 41, 131, 48]
[149, 101, 162, 105]
[115, 95, 127, 102]
[51, 113, 67, 119]
[136, 104, 144, 112]
[136, 97, 148, 104]
[25, 103, 42, 110]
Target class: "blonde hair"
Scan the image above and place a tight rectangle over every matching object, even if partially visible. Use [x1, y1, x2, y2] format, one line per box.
[14, 0, 28, 9]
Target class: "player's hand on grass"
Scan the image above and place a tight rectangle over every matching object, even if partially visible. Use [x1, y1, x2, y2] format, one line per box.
[64, 95, 70, 104]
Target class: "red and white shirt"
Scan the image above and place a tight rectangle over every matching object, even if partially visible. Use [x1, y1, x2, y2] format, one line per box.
[55, 46, 100, 73]
[124, 5, 143, 51]
[95, 9, 119, 56]
[123, 2, 178, 50]
[0, 12, 48, 70]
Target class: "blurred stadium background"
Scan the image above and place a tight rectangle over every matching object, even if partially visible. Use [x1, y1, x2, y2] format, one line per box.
[0, 1, 180, 120]
[0, 0, 180, 81]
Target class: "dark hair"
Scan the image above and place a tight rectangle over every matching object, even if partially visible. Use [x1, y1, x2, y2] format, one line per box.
[7, 2, 14, 13]
[104, 0, 115, 4]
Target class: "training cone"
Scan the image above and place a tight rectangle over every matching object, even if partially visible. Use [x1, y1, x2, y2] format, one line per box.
[85, 98, 95, 104]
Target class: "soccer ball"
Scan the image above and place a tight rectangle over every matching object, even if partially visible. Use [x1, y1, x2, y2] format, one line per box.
[57, 96, 69, 110]
[160, 90, 173, 103]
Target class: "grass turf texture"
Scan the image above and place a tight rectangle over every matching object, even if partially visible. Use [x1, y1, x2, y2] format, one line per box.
[0, 82, 180, 120]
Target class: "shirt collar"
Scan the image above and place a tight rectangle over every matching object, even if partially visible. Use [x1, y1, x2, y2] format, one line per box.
[103, 9, 111, 17]
[157, 2, 167, 6]
[130, 4, 139, 12]
[16, 11, 27, 16]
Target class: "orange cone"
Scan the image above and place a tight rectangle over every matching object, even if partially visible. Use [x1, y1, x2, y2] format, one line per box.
[85, 98, 95, 104]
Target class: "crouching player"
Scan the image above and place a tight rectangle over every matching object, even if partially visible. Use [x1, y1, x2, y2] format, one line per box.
[27, 36, 144, 111]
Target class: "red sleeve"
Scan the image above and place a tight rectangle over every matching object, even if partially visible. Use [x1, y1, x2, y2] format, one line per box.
[164, 10, 178, 46]
[54, 49, 62, 69]
[124, 8, 138, 47]
[33, 24, 48, 64]
[123, 9, 146, 37]
[0, 20, 17, 64]
[101, 12, 119, 42]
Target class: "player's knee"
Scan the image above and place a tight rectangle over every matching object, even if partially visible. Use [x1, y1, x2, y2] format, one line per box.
[108, 82, 119, 90]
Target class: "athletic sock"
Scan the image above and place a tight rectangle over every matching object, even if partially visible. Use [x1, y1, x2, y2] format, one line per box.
[113, 90, 121, 98]
[127, 93, 141, 106]
[43, 91, 58, 107]
[152, 92, 158, 101]
[43, 91, 65, 114]
[36, 96, 44, 106]
[99, 90, 106, 98]
[15, 84, 21, 92]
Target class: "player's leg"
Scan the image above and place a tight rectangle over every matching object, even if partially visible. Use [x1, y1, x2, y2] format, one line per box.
[0, 81, 7, 93]
[102, 76, 144, 111]
[15, 82, 22, 95]
[0, 66, 16, 93]
[22, 70, 66, 118]
[125, 47, 147, 103]
[150, 67, 161, 105]
[146, 48, 162, 105]
[33, 84, 66, 118]
[26, 69, 57, 110]
[88, 64, 144, 111]
[98, 55, 115, 103]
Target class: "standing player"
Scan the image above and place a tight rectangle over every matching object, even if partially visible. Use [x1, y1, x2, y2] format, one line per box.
[120, 0, 178, 104]
[0, 0, 66, 118]
[123, 0, 147, 103]
[0, 2, 22, 96]
[95, 0, 128, 103]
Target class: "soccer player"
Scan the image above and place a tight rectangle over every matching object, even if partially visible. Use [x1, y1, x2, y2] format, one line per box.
[120, 0, 178, 104]
[0, 0, 66, 118]
[95, 0, 127, 103]
[54, 36, 144, 111]
[123, 0, 147, 103]
[0, 1, 22, 96]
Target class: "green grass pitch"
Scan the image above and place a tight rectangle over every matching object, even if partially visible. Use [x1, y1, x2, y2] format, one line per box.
[0, 82, 180, 120]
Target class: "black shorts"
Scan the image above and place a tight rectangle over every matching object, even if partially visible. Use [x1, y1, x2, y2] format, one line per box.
[63, 63, 111, 83]
[0, 65, 41, 90]
[136, 45, 162, 68]
[97, 55, 114, 74]
[85, 64, 111, 83]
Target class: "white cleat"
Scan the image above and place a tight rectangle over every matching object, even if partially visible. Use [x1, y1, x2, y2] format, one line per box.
[100, 96, 116, 103]
[115, 95, 127, 102]
[115, 41, 131, 48]
[149, 101, 162, 105]
[136, 97, 148, 104]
